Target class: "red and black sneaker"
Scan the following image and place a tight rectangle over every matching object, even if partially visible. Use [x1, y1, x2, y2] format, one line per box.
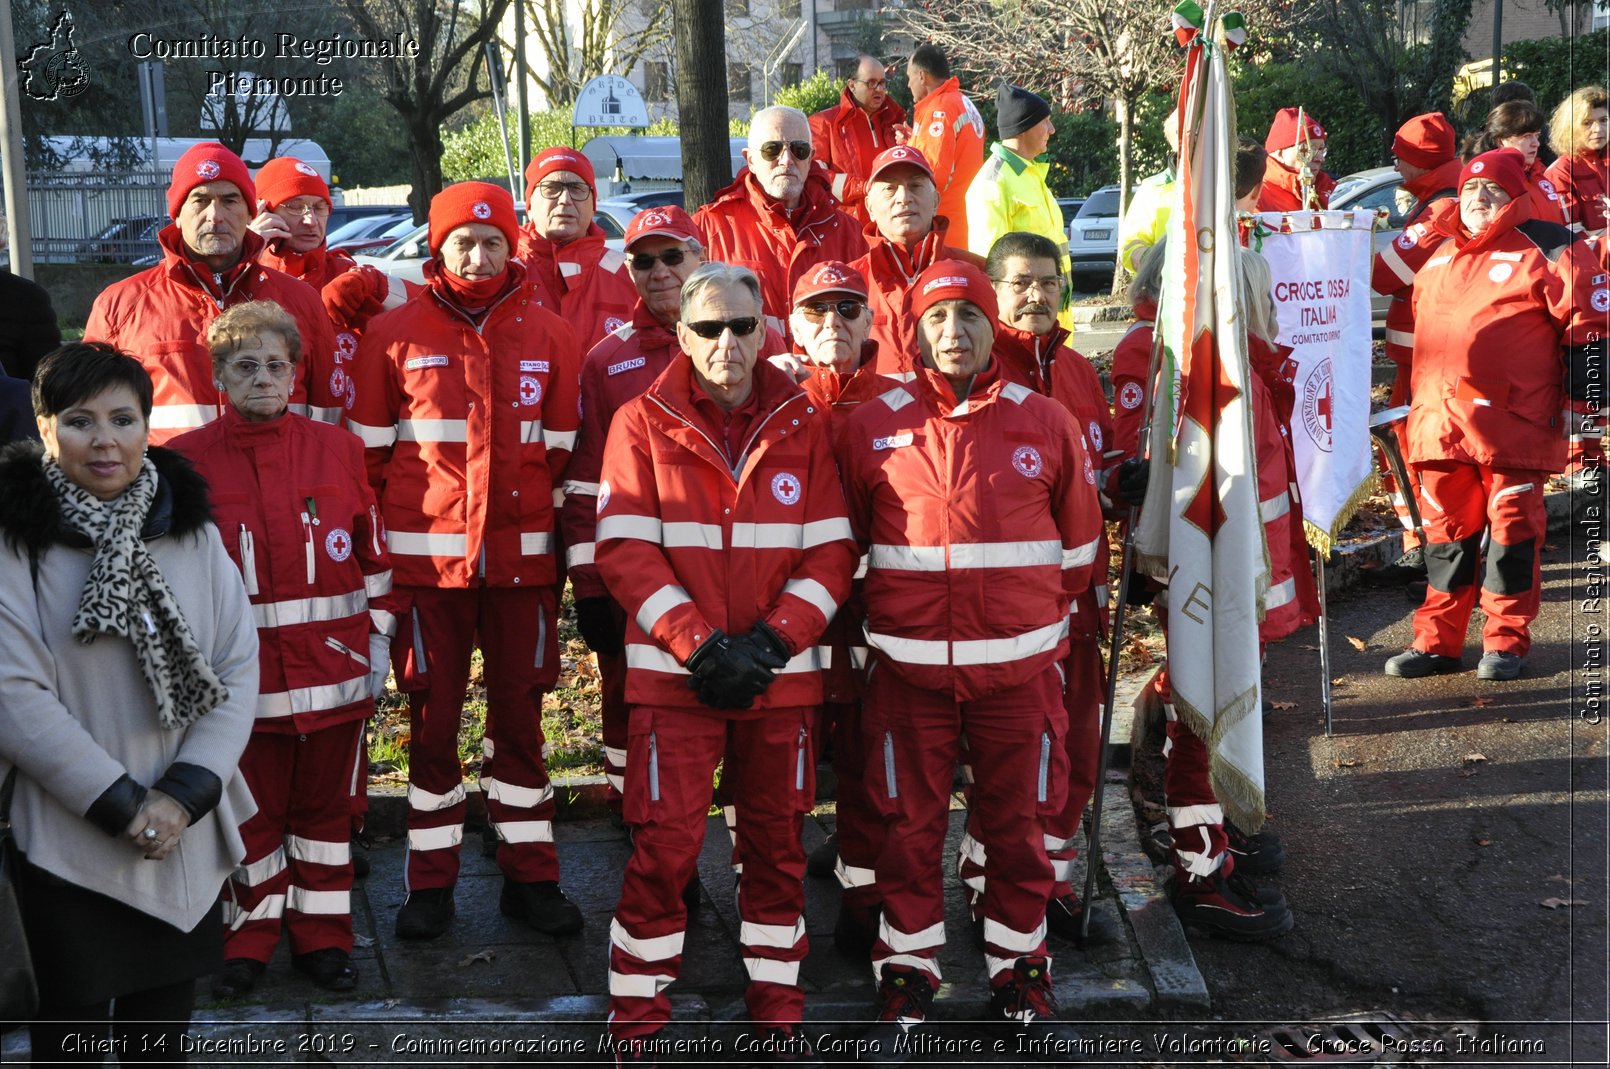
[859, 963, 937, 1064]
[986, 955, 1082, 1046]
[1173, 867, 1293, 941]
[749, 1025, 821, 1065]
[1224, 818, 1285, 875]
[612, 1033, 661, 1068]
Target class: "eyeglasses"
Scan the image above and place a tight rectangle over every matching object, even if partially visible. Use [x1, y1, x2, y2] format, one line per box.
[225, 359, 296, 380]
[685, 317, 760, 339]
[853, 78, 887, 90]
[995, 275, 1066, 296]
[757, 140, 812, 163]
[798, 299, 865, 322]
[630, 248, 689, 272]
[535, 180, 593, 202]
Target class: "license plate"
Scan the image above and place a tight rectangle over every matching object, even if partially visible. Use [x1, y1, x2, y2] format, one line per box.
[1082, 228, 1111, 241]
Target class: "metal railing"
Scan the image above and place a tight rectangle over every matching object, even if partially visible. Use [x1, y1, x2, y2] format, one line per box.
[25, 170, 170, 264]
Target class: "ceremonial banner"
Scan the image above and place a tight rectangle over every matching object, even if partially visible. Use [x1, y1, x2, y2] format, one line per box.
[1134, 6, 1268, 830]
[1253, 211, 1377, 549]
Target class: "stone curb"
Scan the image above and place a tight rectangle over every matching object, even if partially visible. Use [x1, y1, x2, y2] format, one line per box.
[1068, 302, 1131, 326]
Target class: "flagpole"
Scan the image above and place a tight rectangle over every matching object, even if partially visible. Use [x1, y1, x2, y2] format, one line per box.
[1316, 550, 1333, 735]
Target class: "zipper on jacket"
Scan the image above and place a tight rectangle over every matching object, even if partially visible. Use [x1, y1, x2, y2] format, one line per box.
[301, 511, 316, 584]
[882, 731, 898, 799]
[368, 505, 383, 555]
[325, 636, 370, 669]
[795, 725, 808, 791]
[237, 525, 259, 595]
[478, 544, 487, 580]
[645, 391, 803, 482]
[648, 730, 661, 802]
[533, 604, 547, 668]
[1037, 732, 1051, 803]
[410, 606, 427, 666]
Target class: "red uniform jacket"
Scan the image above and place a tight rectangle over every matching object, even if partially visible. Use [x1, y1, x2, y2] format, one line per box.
[809, 86, 908, 223]
[85, 227, 341, 444]
[172, 408, 398, 733]
[851, 221, 979, 375]
[345, 261, 581, 590]
[594, 355, 858, 715]
[561, 303, 789, 601]
[257, 242, 381, 395]
[1525, 158, 1571, 228]
[1246, 336, 1321, 641]
[1109, 303, 1156, 467]
[1409, 196, 1592, 472]
[838, 363, 1102, 699]
[695, 169, 868, 336]
[1371, 161, 1462, 366]
[906, 77, 987, 250]
[1547, 149, 1610, 233]
[517, 223, 638, 352]
[1257, 157, 1335, 212]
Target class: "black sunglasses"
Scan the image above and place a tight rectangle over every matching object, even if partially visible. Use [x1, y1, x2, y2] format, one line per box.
[629, 248, 688, 271]
[798, 299, 864, 322]
[685, 317, 761, 339]
[758, 140, 812, 163]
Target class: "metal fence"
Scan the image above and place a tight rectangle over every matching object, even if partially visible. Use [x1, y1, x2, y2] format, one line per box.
[26, 170, 170, 264]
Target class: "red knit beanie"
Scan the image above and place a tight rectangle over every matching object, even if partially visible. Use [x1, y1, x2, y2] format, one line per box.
[1264, 107, 1326, 153]
[910, 259, 999, 323]
[428, 182, 520, 256]
[255, 156, 331, 210]
[1459, 148, 1528, 200]
[524, 147, 596, 206]
[1392, 114, 1457, 171]
[167, 142, 254, 220]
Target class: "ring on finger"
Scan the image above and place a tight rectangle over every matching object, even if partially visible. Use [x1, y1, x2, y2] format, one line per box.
[142, 827, 158, 841]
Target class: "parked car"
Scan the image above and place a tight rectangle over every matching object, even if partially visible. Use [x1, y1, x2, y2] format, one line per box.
[326, 203, 410, 234]
[1066, 185, 1121, 286]
[328, 212, 418, 255]
[1328, 166, 1411, 319]
[78, 215, 163, 263]
[1057, 196, 1086, 221]
[599, 187, 685, 212]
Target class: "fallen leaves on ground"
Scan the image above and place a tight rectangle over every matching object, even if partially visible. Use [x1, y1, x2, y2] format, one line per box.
[1468, 696, 1495, 708]
[1334, 755, 1359, 768]
[1462, 752, 1488, 766]
[458, 950, 496, 967]
[1270, 700, 1298, 710]
[1540, 897, 1588, 909]
[1474, 837, 1491, 847]
[1345, 635, 1368, 651]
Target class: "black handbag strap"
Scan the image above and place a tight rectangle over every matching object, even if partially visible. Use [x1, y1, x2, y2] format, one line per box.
[1, 766, 15, 825]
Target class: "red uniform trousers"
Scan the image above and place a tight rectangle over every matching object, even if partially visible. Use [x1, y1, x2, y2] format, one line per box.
[1411, 462, 1547, 657]
[608, 706, 815, 1037]
[398, 585, 561, 889]
[865, 664, 1066, 987]
[829, 697, 881, 915]
[1154, 640, 1229, 881]
[597, 601, 630, 818]
[224, 721, 367, 961]
[956, 636, 1103, 906]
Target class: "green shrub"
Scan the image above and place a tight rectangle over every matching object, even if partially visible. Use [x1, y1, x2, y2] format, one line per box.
[777, 69, 844, 116]
[1456, 29, 1610, 127]
[1231, 56, 1389, 177]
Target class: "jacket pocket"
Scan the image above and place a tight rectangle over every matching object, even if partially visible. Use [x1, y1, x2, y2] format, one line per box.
[325, 636, 370, 670]
[648, 730, 661, 802]
[882, 730, 898, 800]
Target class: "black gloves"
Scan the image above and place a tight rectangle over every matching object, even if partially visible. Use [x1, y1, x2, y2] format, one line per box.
[1114, 458, 1150, 507]
[574, 596, 625, 657]
[684, 623, 791, 710]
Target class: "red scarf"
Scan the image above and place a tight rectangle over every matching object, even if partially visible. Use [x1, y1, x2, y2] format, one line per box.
[438, 267, 512, 310]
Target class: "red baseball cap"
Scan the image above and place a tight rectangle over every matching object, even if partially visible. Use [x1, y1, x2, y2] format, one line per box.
[866, 144, 935, 184]
[168, 142, 254, 220]
[1265, 107, 1326, 153]
[524, 146, 596, 205]
[623, 205, 700, 250]
[1459, 148, 1528, 200]
[910, 259, 998, 323]
[792, 260, 868, 305]
[428, 181, 520, 256]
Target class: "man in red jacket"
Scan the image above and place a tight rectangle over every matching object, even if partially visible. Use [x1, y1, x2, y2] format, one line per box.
[903, 44, 986, 250]
[1258, 107, 1335, 211]
[1386, 148, 1600, 681]
[596, 262, 856, 1060]
[85, 142, 340, 442]
[809, 55, 907, 225]
[695, 106, 867, 335]
[851, 144, 980, 375]
[346, 182, 585, 939]
[518, 146, 637, 350]
[839, 260, 1099, 1051]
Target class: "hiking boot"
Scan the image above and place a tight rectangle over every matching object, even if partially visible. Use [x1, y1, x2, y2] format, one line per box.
[1365, 546, 1427, 586]
[682, 873, 702, 914]
[500, 878, 585, 936]
[1406, 579, 1428, 602]
[833, 902, 879, 958]
[211, 957, 266, 999]
[748, 1025, 821, 1065]
[1173, 868, 1293, 941]
[1045, 891, 1122, 945]
[611, 1032, 661, 1067]
[395, 886, 455, 940]
[986, 955, 1081, 1046]
[1384, 648, 1462, 678]
[1224, 819, 1285, 875]
[350, 831, 370, 879]
[858, 963, 937, 1063]
[807, 832, 839, 879]
[292, 947, 358, 991]
[1476, 650, 1523, 681]
[481, 824, 500, 858]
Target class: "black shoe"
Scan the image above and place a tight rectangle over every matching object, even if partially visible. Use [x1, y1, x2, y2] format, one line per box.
[1476, 650, 1523, 680]
[211, 957, 266, 999]
[351, 831, 370, 879]
[833, 902, 879, 958]
[1364, 546, 1427, 586]
[986, 955, 1081, 1045]
[292, 947, 359, 991]
[481, 824, 500, 858]
[612, 1032, 661, 1067]
[748, 1025, 821, 1065]
[1224, 819, 1285, 875]
[682, 873, 702, 914]
[395, 886, 455, 940]
[500, 878, 585, 935]
[1384, 648, 1462, 678]
[858, 963, 936, 1063]
[1045, 891, 1122, 945]
[1173, 868, 1293, 941]
[807, 832, 839, 879]
[1406, 579, 1427, 601]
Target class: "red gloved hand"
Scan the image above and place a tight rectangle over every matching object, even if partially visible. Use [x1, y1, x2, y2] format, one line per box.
[323, 265, 389, 329]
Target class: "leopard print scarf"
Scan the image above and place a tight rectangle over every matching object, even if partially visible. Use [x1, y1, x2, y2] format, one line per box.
[44, 455, 228, 730]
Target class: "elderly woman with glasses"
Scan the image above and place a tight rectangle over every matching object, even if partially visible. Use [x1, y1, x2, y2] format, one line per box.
[0, 342, 257, 1055]
[169, 300, 397, 1000]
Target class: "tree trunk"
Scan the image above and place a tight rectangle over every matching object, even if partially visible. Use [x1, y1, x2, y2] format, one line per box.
[406, 116, 446, 222]
[674, 0, 731, 208]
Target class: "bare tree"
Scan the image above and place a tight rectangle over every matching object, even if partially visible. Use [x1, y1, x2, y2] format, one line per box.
[520, 0, 672, 106]
[342, 0, 513, 220]
[674, 0, 731, 206]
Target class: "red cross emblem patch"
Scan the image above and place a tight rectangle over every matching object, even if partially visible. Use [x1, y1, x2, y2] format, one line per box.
[771, 472, 802, 505]
[325, 527, 353, 562]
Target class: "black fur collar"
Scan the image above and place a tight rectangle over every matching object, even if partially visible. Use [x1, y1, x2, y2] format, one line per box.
[0, 440, 213, 553]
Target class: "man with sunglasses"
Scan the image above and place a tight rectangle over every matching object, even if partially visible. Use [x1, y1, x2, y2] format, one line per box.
[562, 206, 786, 823]
[839, 260, 1098, 1054]
[596, 263, 856, 1063]
[518, 146, 637, 350]
[849, 144, 981, 375]
[695, 106, 867, 337]
[808, 55, 908, 226]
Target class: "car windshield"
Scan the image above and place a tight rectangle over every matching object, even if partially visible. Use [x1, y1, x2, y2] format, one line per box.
[1078, 190, 1121, 218]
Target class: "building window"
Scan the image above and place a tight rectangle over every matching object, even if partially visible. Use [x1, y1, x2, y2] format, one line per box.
[1596, 0, 1609, 29]
[780, 62, 802, 89]
[729, 61, 753, 103]
[833, 57, 858, 81]
[643, 60, 671, 102]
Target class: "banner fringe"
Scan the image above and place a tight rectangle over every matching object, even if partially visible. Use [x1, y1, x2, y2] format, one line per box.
[1304, 469, 1380, 554]
[1170, 686, 1267, 832]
